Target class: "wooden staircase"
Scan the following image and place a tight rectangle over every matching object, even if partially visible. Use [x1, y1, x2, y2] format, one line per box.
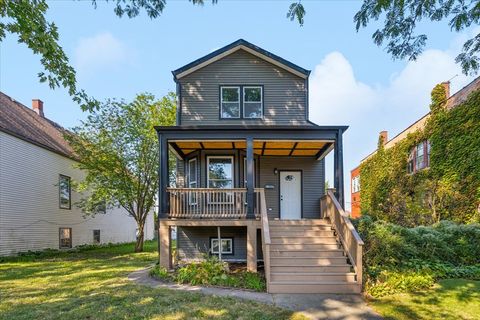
[267, 219, 361, 293]
[259, 189, 364, 294]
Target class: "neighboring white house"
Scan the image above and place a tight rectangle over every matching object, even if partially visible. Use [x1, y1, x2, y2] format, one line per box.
[0, 92, 155, 256]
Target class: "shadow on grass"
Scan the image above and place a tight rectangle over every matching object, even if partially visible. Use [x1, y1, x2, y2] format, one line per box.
[0, 241, 299, 320]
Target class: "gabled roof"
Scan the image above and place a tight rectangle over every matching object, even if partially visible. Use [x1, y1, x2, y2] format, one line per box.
[172, 39, 311, 80]
[0, 92, 75, 159]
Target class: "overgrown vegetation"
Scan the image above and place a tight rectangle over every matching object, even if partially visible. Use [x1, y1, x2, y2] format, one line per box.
[360, 84, 480, 226]
[150, 256, 266, 292]
[354, 215, 480, 297]
[0, 241, 298, 320]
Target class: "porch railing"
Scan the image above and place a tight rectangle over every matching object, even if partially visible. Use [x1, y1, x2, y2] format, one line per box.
[321, 189, 364, 286]
[167, 188, 262, 219]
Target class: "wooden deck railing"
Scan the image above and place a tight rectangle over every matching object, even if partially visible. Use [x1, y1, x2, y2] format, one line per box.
[321, 189, 364, 286]
[258, 189, 271, 291]
[167, 188, 262, 219]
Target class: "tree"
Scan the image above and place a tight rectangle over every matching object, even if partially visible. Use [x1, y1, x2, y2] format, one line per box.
[353, 0, 480, 75]
[65, 92, 176, 252]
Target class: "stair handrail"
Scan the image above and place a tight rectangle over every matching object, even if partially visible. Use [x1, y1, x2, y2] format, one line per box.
[259, 189, 271, 291]
[322, 189, 364, 286]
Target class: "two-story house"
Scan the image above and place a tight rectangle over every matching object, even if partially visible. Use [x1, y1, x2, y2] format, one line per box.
[0, 93, 155, 256]
[155, 39, 364, 294]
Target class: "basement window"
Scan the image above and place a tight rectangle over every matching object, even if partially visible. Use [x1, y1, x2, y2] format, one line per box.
[93, 230, 101, 244]
[210, 237, 233, 255]
[59, 228, 72, 249]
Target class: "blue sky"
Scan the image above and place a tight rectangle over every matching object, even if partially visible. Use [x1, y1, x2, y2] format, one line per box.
[0, 1, 476, 209]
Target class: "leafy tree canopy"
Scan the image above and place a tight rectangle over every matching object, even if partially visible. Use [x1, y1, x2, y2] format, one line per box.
[65, 92, 176, 252]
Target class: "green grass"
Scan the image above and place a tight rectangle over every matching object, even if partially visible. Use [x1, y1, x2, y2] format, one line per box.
[0, 241, 304, 320]
[370, 279, 480, 320]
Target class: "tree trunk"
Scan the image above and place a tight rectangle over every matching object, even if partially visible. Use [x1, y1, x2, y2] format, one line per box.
[135, 223, 145, 253]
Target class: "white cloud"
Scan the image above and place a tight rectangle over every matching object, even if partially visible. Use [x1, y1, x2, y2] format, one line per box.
[308, 39, 474, 211]
[74, 32, 131, 76]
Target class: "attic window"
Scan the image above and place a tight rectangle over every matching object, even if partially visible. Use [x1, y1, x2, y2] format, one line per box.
[221, 87, 240, 118]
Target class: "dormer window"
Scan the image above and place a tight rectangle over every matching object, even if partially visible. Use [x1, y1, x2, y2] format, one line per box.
[220, 85, 263, 119]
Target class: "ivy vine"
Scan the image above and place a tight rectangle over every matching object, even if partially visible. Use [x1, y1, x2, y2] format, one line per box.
[360, 84, 480, 226]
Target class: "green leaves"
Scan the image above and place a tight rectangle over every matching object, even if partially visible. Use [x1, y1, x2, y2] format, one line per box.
[287, 1, 306, 26]
[354, 0, 480, 74]
[65, 92, 176, 251]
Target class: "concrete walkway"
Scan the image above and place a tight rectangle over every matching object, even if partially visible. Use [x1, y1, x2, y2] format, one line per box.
[128, 268, 383, 320]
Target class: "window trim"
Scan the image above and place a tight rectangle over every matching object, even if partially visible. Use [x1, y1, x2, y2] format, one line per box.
[220, 86, 241, 119]
[209, 237, 234, 255]
[243, 86, 263, 119]
[219, 85, 264, 120]
[59, 174, 71, 210]
[59, 227, 72, 249]
[188, 158, 198, 205]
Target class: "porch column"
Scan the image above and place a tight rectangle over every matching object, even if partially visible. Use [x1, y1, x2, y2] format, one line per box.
[158, 134, 169, 218]
[333, 129, 345, 208]
[247, 223, 257, 272]
[159, 222, 171, 269]
[246, 136, 255, 219]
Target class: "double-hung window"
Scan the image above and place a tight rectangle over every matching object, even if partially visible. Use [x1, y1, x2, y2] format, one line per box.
[407, 140, 431, 174]
[416, 142, 425, 170]
[207, 156, 234, 203]
[220, 85, 263, 119]
[221, 87, 240, 118]
[243, 86, 262, 118]
[188, 158, 198, 204]
[59, 175, 71, 209]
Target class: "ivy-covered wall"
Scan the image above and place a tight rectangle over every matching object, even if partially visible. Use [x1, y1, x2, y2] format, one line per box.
[360, 84, 480, 226]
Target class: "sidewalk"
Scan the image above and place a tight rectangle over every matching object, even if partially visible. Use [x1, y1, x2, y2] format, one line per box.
[128, 268, 383, 320]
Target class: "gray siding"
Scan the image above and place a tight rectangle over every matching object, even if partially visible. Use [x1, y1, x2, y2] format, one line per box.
[179, 50, 308, 126]
[259, 157, 325, 219]
[177, 226, 263, 261]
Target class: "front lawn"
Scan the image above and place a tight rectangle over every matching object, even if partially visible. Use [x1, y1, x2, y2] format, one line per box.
[0, 241, 303, 320]
[370, 279, 480, 320]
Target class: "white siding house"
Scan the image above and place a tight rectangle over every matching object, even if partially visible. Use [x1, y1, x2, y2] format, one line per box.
[0, 93, 154, 256]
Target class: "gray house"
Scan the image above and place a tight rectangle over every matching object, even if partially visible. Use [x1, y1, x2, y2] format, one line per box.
[156, 39, 364, 294]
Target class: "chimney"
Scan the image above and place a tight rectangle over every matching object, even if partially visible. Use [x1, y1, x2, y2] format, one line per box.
[441, 81, 450, 98]
[379, 130, 388, 146]
[32, 99, 44, 117]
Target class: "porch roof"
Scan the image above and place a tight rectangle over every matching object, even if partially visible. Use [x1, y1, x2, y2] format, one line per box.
[155, 125, 347, 160]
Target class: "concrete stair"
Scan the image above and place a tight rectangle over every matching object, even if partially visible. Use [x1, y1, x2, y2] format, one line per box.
[267, 219, 361, 294]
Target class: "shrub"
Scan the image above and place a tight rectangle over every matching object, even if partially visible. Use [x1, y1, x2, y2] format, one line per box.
[150, 257, 266, 292]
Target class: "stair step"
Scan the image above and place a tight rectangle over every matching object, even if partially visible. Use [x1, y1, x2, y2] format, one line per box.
[270, 243, 340, 250]
[269, 225, 332, 231]
[271, 257, 348, 266]
[270, 230, 335, 237]
[271, 272, 356, 282]
[269, 219, 330, 226]
[271, 265, 352, 273]
[269, 282, 361, 294]
[270, 249, 345, 258]
[271, 237, 338, 244]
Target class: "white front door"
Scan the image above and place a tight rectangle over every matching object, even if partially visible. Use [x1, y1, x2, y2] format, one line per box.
[280, 171, 302, 219]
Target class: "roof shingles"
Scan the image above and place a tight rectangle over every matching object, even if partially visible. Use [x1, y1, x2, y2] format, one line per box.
[0, 92, 74, 159]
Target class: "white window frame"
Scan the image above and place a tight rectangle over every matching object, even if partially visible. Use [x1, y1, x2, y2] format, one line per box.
[188, 158, 198, 205]
[207, 156, 234, 204]
[220, 86, 241, 119]
[243, 86, 263, 119]
[352, 176, 360, 193]
[210, 238, 233, 254]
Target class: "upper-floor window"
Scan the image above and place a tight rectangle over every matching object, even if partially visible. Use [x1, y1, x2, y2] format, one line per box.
[220, 85, 263, 119]
[59, 175, 71, 209]
[407, 140, 430, 174]
[352, 176, 360, 193]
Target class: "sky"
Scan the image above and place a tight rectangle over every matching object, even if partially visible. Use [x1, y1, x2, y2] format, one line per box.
[0, 0, 476, 210]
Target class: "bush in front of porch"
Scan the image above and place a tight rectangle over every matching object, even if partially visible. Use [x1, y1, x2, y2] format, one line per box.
[150, 256, 266, 292]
